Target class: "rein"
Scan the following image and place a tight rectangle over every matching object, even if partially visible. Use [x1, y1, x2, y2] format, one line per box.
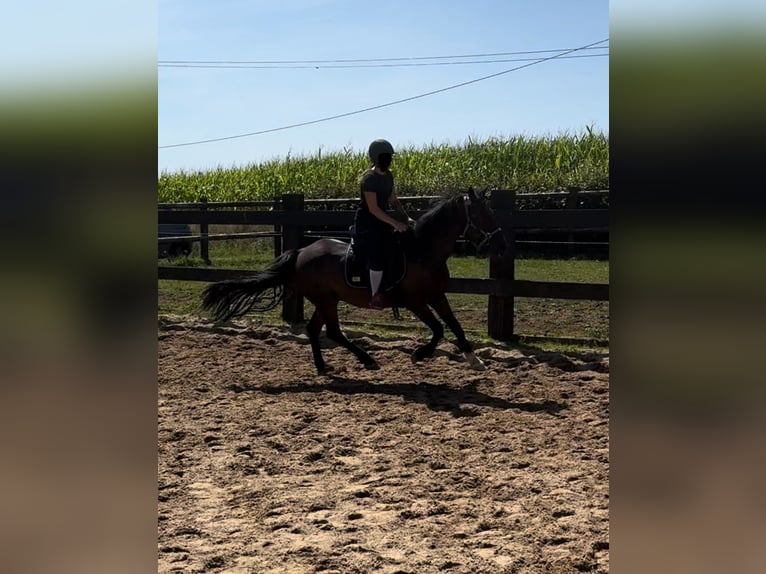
[462, 196, 502, 251]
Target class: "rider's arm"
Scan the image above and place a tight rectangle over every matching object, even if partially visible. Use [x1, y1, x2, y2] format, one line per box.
[364, 192, 406, 231]
[390, 190, 415, 225]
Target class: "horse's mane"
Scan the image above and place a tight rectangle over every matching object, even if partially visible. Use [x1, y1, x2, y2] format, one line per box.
[412, 194, 460, 239]
[405, 194, 463, 260]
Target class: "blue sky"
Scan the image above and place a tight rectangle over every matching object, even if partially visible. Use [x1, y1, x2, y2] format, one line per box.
[158, 1, 609, 174]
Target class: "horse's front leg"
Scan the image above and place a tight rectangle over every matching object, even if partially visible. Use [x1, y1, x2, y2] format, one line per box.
[429, 293, 486, 371]
[405, 302, 444, 362]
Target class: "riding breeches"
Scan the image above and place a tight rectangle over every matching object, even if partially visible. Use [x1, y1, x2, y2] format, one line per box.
[353, 225, 392, 271]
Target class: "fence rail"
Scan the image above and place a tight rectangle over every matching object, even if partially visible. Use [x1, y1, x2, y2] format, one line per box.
[158, 190, 609, 210]
[158, 190, 609, 340]
[158, 208, 608, 230]
[158, 231, 279, 244]
[157, 267, 608, 301]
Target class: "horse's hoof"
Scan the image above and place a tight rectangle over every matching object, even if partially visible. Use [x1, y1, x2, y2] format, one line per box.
[363, 361, 380, 371]
[317, 364, 334, 375]
[412, 348, 433, 363]
[464, 352, 487, 371]
[468, 358, 487, 371]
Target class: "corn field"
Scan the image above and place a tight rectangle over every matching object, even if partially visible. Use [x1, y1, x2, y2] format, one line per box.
[158, 130, 608, 203]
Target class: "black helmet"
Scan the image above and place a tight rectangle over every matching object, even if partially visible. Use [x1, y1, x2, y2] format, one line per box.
[368, 139, 395, 164]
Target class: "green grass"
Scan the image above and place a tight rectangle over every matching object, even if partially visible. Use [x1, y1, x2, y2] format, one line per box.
[158, 131, 609, 203]
[166, 242, 608, 284]
[448, 256, 608, 283]
[158, 238, 608, 345]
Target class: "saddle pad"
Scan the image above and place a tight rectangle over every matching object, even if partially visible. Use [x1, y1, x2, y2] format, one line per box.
[343, 243, 407, 290]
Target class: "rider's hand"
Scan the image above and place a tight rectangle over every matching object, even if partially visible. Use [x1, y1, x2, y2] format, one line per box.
[407, 218, 416, 227]
[393, 221, 408, 233]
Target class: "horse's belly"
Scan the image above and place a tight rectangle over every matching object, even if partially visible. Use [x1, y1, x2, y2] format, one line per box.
[402, 264, 448, 293]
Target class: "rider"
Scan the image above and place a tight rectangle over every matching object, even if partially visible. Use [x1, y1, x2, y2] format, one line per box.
[353, 139, 414, 310]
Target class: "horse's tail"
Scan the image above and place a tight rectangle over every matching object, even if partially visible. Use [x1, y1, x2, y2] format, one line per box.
[201, 250, 299, 322]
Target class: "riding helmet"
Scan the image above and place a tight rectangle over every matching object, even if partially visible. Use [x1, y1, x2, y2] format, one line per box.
[368, 139, 395, 164]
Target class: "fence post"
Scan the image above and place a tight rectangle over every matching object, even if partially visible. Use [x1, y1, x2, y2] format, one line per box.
[273, 196, 282, 258]
[200, 196, 211, 265]
[488, 189, 516, 341]
[281, 193, 304, 323]
[566, 186, 580, 257]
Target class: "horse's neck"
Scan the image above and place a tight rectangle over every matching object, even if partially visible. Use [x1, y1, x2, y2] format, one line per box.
[415, 221, 463, 266]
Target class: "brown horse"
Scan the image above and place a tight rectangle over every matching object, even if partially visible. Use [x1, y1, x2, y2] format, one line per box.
[202, 188, 507, 373]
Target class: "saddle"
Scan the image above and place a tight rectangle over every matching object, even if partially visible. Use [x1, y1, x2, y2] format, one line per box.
[343, 241, 407, 292]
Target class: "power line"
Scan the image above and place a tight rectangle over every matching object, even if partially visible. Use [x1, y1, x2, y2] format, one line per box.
[159, 52, 607, 70]
[158, 38, 608, 150]
[159, 39, 607, 149]
[159, 45, 608, 66]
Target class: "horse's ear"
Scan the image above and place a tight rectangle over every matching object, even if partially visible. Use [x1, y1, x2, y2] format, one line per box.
[480, 188, 487, 200]
[467, 187, 477, 200]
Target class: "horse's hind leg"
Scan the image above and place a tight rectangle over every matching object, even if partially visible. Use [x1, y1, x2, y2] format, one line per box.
[322, 302, 379, 370]
[429, 293, 486, 371]
[406, 302, 444, 362]
[306, 307, 328, 374]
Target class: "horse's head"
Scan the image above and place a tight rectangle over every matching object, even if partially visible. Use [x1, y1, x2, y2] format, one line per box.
[459, 187, 507, 256]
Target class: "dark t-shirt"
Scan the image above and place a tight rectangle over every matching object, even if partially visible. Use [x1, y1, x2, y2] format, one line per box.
[355, 169, 394, 232]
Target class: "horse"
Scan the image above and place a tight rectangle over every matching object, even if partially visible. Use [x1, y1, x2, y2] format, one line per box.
[201, 187, 507, 374]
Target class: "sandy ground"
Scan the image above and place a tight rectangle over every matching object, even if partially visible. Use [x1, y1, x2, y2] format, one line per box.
[158, 317, 609, 573]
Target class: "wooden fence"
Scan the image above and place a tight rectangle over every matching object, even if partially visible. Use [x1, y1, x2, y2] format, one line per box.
[158, 190, 609, 340]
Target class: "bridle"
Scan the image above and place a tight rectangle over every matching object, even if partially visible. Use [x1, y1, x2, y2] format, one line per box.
[462, 195, 502, 251]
